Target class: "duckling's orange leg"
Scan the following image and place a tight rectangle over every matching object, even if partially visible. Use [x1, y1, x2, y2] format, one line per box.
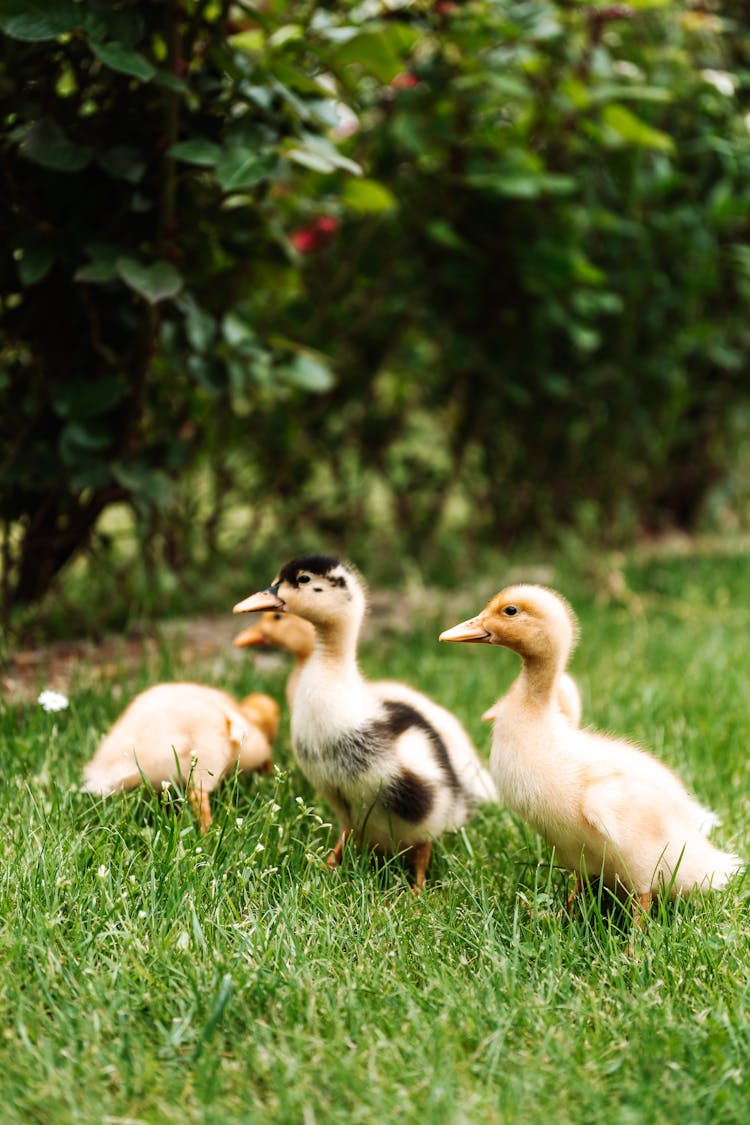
[625, 891, 652, 954]
[633, 891, 652, 924]
[188, 786, 212, 833]
[566, 876, 582, 915]
[410, 840, 433, 895]
[327, 828, 351, 870]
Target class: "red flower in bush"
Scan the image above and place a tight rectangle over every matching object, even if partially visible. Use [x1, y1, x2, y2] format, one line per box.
[289, 215, 340, 253]
[390, 72, 420, 90]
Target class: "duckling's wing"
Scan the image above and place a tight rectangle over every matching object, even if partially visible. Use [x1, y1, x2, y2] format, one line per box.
[580, 770, 737, 893]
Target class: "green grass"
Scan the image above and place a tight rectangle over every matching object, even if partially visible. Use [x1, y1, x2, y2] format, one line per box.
[1, 548, 750, 1124]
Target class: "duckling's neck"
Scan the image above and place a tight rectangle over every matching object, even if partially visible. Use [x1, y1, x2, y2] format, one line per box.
[518, 650, 568, 707]
[311, 616, 361, 670]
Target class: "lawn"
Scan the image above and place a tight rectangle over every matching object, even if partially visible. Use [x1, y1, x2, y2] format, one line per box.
[1, 545, 749, 1124]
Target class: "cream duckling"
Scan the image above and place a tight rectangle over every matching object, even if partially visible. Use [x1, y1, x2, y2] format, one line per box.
[234, 555, 497, 890]
[440, 585, 741, 913]
[82, 683, 279, 831]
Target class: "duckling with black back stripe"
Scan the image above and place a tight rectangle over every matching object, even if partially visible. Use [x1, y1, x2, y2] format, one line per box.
[234, 555, 497, 890]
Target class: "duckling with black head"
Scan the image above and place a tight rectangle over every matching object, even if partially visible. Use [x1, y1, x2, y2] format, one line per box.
[234, 555, 496, 890]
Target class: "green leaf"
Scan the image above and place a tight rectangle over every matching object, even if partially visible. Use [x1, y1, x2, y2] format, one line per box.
[465, 172, 542, 199]
[228, 29, 264, 52]
[281, 351, 335, 393]
[18, 245, 54, 286]
[169, 139, 222, 167]
[90, 40, 155, 82]
[285, 134, 361, 176]
[0, 1, 79, 41]
[153, 69, 188, 93]
[53, 378, 125, 421]
[20, 119, 91, 172]
[600, 105, 674, 152]
[332, 29, 412, 84]
[216, 149, 275, 191]
[111, 462, 172, 507]
[342, 178, 397, 214]
[97, 145, 146, 183]
[178, 296, 217, 353]
[75, 244, 124, 283]
[59, 423, 111, 464]
[222, 312, 257, 350]
[116, 258, 183, 304]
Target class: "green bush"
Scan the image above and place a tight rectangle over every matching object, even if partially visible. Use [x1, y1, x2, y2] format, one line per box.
[2, 1, 750, 625]
[0, 0, 363, 617]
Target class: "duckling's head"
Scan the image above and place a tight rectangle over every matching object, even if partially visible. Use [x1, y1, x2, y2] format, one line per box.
[440, 584, 579, 666]
[233, 610, 316, 659]
[238, 692, 281, 743]
[234, 555, 367, 634]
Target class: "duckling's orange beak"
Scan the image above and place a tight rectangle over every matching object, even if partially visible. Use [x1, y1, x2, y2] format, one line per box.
[233, 588, 284, 614]
[481, 701, 500, 722]
[233, 624, 265, 648]
[439, 616, 492, 643]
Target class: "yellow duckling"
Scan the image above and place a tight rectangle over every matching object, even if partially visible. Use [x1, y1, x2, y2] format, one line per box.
[440, 584, 741, 912]
[82, 683, 279, 831]
[234, 611, 315, 708]
[234, 554, 497, 890]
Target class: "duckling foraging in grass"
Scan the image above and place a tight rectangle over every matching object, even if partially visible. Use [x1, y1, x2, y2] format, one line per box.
[83, 683, 278, 831]
[234, 555, 497, 890]
[440, 584, 741, 914]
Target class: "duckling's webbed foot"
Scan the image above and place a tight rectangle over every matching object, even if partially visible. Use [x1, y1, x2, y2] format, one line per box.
[326, 828, 352, 870]
[409, 840, 433, 894]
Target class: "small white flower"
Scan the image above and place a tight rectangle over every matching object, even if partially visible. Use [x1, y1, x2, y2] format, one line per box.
[235, 817, 244, 828]
[161, 780, 171, 792]
[38, 690, 69, 712]
[254, 842, 265, 854]
[96, 865, 108, 879]
[138, 910, 147, 919]
[195, 847, 202, 855]
[270, 803, 281, 815]
[701, 69, 735, 97]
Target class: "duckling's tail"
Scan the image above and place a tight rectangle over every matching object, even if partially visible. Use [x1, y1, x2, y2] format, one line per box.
[676, 837, 744, 893]
[703, 845, 744, 891]
[81, 762, 141, 796]
[460, 761, 499, 808]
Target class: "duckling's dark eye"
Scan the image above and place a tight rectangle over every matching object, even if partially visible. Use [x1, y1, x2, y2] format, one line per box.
[504, 605, 518, 616]
[298, 574, 311, 584]
[272, 612, 282, 620]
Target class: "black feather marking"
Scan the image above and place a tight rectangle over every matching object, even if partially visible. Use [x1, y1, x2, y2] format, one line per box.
[296, 725, 381, 777]
[382, 770, 434, 823]
[278, 555, 342, 587]
[380, 700, 461, 794]
[295, 699, 463, 806]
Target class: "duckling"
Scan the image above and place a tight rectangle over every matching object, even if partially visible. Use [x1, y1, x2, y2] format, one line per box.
[82, 683, 278, 831]
[440, 585, 741, 913]
[234, 611, 315, 707]
[234, 555, 497, 889]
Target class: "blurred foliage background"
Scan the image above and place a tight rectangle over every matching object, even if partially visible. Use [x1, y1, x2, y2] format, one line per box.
[1, 0, 749, 635]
